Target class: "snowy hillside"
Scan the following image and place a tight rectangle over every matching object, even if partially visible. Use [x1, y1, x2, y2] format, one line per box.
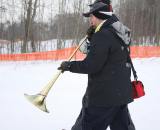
[0, 58, 160, 130]
[0, 39, 74, 54]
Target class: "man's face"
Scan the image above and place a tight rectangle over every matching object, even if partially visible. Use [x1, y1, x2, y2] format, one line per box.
[89, 14, 98, 28]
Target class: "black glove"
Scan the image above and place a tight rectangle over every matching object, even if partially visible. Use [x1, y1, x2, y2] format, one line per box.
[58, 61, 71, 72]
[86, 26, 95, 41]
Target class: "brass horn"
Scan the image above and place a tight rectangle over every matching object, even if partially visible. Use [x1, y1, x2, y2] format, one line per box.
[24, 36, 88, 113]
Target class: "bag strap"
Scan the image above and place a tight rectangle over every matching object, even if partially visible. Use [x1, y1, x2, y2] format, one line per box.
[108, 27, 138, 81]
[125, 49, 138, 81]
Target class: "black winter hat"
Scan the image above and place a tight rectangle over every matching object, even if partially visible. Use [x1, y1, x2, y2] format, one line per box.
[83, 2, 113, 20]
[94, 0, 111, 5]
[94, 0, 113, 11]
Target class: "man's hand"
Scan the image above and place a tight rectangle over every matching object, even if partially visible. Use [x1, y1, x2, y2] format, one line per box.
[58, 61, 71, 72]
[86, 26, 95, 41]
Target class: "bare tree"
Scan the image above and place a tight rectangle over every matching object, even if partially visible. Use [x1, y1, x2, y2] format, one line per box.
[30, 0, 38, 52]
[117, 0, 160, 45]
[21, 0, 39, 53]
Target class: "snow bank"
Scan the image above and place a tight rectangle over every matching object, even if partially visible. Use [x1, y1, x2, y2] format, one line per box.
[0, 58, 160, 130]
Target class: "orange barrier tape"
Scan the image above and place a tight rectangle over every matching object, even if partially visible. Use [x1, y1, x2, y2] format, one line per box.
[0, 46, 160, 61]
[130, 46, 160, 58]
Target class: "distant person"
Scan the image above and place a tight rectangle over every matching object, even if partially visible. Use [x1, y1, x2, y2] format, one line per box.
[58, 1, 135, 130]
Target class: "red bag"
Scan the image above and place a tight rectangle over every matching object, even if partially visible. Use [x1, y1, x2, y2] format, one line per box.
[132, 80, 145, 99]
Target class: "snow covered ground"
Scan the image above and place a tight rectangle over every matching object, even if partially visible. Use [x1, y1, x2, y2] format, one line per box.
[0, 58, 160, 130]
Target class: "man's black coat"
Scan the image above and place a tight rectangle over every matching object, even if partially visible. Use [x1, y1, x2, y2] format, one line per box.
[69, 16, 133, 107]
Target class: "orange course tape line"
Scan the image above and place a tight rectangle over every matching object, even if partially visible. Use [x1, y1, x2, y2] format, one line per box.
[0, 46, 160, 61]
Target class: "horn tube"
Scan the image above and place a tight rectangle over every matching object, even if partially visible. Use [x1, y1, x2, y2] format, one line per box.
[24, 35, 88, 113]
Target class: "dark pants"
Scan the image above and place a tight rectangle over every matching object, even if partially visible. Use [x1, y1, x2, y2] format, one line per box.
[71, 97, 135, 130]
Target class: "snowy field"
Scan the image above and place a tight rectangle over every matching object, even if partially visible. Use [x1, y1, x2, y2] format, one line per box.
[0, 58, 160, 130]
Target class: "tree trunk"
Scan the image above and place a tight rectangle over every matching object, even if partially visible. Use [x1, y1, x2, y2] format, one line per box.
[22, 0, 32, 53]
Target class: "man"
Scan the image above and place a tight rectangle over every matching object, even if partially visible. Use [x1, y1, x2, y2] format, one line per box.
[79, 0, 113, 54]
[58, 2, 135, 130]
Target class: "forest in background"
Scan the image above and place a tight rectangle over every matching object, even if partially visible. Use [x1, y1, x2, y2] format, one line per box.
[0, 0, 160, 54]
[117, 0, 160, 46]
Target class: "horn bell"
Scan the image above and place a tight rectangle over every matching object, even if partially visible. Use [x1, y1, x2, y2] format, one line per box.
[24, 93, 49, 113]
